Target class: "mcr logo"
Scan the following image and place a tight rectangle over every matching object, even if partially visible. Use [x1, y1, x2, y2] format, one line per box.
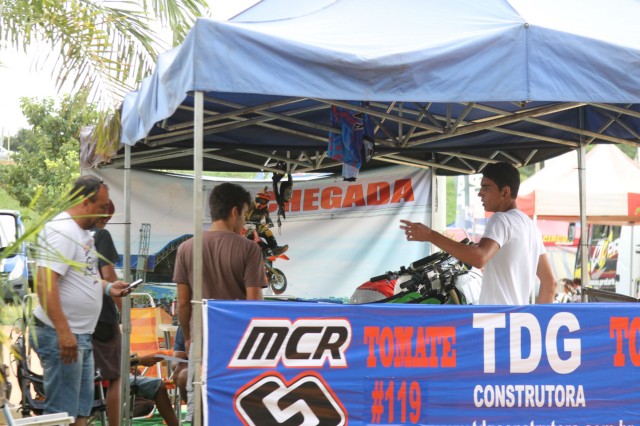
[235, 372, 347, 426]
[229, 319, 352, 368]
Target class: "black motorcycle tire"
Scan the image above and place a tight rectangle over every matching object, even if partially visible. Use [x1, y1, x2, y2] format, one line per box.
[270, 268, 288, 295]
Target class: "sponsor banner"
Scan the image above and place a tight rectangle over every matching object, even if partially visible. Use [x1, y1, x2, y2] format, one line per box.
[204, 300, 640, 426]
[96, 166, 432, 299]
[628, 193, 640, 218]
[537, 220, 580, 248]
[203, 168, 430, 221]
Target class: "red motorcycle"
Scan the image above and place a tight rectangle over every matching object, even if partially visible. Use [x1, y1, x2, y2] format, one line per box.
[350, 239, 481, 305]
[243, 223, 289, 295]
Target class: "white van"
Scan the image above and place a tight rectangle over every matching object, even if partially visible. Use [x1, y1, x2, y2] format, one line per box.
[0, 210, 30, 301]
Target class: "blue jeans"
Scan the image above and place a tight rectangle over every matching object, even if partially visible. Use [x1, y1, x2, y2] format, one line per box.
[30, 324, 95, 419]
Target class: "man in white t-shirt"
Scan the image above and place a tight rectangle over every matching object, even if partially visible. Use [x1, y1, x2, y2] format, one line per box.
[32, 175, 132, 425]
[400, 162, 556, 305]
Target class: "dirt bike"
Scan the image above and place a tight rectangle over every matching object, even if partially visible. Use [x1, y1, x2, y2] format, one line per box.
[350, 238, 481, 305]
[243, 222, 289, 295]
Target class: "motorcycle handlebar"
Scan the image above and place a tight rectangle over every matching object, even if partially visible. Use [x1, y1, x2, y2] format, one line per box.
[409, 238, 470, 270]
[370, 238, 472, 281]
[369, 273, 391, 283]
[408, 252, 447, 270]
[398, 274, 422, 291]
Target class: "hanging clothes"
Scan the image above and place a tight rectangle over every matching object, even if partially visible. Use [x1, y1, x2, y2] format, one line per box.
[328, 102, 375, 181]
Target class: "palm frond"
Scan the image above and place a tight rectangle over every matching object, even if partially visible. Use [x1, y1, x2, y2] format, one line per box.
[0, 0, 208, 107]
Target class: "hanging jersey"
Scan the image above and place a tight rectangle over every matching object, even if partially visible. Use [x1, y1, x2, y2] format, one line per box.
[328, 103, 375, 172]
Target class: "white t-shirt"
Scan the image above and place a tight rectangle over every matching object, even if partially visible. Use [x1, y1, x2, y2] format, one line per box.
[34, 211, 103, 334]
[479, 209, 546, 305]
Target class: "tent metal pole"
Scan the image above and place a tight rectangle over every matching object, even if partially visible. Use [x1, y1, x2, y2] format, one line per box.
[532, 214, 538, 304]
[193, 90, 204, 426]
[465, 103, 633, 146]
[578, 143, 588, 301]
[630, 225, 635, 297]
[577, 105, 589, 301]
[120, 144, 133, 425]
[410, 102, 584, 146]
[429, 170, 440, 254]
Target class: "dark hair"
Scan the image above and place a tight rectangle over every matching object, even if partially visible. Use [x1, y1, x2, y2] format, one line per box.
[209, 183, 251, 221]
[482, 162, 520, 198]
[561, 278, 573, 287]
[69, 175, 107, 203]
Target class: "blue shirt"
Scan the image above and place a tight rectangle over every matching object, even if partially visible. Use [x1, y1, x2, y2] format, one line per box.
[174, 325, 185, 352]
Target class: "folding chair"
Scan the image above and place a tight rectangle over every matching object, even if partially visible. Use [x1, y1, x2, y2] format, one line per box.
[129, 307, 182, 421]
[10, 324, 107, 425]
[130, 292, 176, 349]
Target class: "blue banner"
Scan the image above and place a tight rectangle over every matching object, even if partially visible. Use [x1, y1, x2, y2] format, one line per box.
[203, 301, 640, 425]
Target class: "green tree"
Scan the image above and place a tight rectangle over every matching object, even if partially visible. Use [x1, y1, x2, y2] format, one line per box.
[1, 0, 210, 156]
[2, 129, 29, 153]
[0, 92, 98, 212]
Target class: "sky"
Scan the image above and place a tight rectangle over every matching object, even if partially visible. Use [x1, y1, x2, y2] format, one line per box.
[0, 47, 56, 138]
[0, 0, 258, 140]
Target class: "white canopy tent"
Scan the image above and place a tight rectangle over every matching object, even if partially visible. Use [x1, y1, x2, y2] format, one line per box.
[518, 144, 640, 224]
[517, 144, 640, 296]
[108, 1, 640, 423]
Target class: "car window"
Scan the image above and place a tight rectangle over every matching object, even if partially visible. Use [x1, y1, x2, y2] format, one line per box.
[0, 213, 18, 248]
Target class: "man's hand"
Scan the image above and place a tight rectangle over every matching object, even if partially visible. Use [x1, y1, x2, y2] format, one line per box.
[107, 280, 136, 297]
[400, 220, 432, 242]
[58, 329, 78, 364]
[138, 354, 163, 367]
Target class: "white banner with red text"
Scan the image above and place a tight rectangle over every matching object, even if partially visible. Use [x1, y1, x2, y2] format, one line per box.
[94, 166, 432, 299]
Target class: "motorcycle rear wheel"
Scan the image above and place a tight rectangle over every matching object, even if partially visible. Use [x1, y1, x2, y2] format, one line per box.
[269, 268, 288, 295]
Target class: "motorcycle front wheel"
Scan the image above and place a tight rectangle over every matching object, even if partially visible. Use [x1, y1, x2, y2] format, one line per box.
[269, 268, 288, 295]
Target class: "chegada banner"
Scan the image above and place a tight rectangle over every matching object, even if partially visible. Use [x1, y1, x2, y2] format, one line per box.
[203, 300, 640, 426]
[94, 165, 432, 299]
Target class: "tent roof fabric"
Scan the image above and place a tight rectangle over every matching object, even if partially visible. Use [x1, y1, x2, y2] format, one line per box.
[108, 0, 640, 176]
[518, 144, 640, 223]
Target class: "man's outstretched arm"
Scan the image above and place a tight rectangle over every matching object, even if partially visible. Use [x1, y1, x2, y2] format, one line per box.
[400, 219, 500, 269]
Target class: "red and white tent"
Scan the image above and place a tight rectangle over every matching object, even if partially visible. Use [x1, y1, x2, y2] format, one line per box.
[518, 144, 640, 224]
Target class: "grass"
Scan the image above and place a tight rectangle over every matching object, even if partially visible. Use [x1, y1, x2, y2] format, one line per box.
[0, 178, 40, 225]
[0, 184, 22, 211]
[446, 176, 456, 225]
[0, 304, 22, 326]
